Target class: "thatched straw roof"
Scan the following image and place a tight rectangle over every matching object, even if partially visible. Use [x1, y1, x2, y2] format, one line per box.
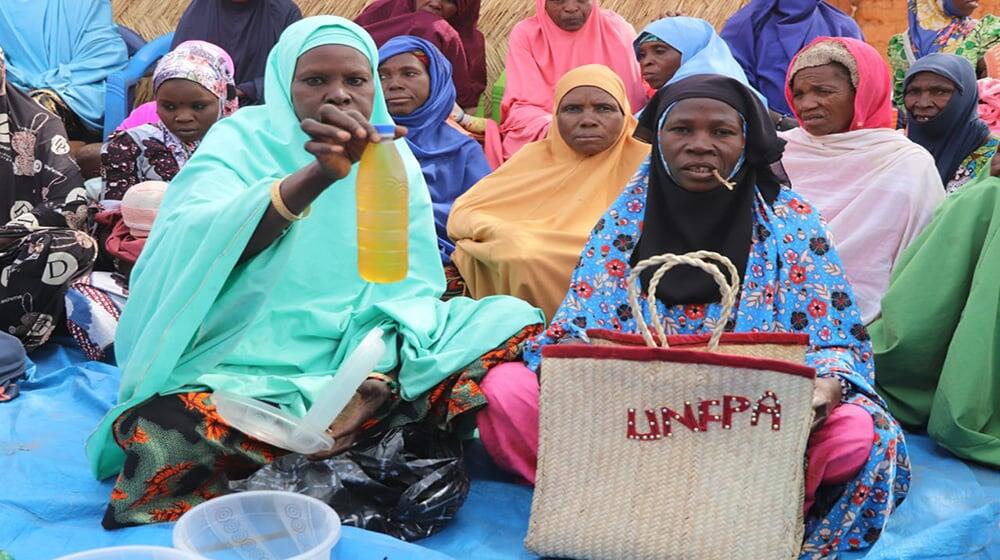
[112, 0, 749, 109]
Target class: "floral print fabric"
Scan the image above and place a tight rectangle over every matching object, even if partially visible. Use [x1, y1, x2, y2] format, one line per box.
[103, 392, 286, 528]
[100, 123, 192, 200]
[153, 40, 238, 120]
[889, 14, 1000, 105]
[946, 135, 999, 194]
[524, 158, 911, 558]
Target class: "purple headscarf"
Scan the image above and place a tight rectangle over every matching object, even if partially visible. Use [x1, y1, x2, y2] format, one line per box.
[171, 0, 302, 105]
[721, 0, 863, 115]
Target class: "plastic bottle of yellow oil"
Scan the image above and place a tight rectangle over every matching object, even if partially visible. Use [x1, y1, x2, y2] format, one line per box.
[356, 123, 408, 283]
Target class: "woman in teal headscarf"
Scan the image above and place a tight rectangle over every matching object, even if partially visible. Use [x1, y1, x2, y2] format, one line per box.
[88, 16, 543, 528]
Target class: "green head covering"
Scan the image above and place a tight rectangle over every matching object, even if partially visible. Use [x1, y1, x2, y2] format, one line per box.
[260, 16, 395, 158]
[86, 16, 543, 480]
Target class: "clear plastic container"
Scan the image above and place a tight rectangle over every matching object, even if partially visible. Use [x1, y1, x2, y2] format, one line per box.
[212, 328, 386, 455]
[55, 546, 202, 560]
[173, 491, 341, 560]
[210, 391, 335, 456]
[356, 122, 408, 283]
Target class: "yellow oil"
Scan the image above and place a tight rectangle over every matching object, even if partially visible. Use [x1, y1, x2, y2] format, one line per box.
[356, 139, 408, 283]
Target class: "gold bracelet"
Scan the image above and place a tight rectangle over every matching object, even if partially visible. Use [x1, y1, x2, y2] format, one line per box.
[367, 372, 399, 393]
[270, 179, 311, 222]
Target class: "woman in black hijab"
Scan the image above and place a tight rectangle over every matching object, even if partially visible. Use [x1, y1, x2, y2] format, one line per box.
[171, 0, 303, 105]
[478, 75, 910, 556]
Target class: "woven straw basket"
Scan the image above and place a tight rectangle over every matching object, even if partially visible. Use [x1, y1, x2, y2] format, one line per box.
[526, 252, 817, 560]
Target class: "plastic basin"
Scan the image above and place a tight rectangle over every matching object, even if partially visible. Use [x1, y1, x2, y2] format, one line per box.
[172, 491, 341, 560]
[55, 547, 202, 560]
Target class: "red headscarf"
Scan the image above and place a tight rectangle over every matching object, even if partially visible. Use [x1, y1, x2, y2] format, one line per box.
[355, 0, 486, 107]
[784, 36, 895, 132]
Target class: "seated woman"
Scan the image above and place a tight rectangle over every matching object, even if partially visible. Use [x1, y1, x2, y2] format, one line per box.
[69, 43, 235, 362]
[888, 0, 1000, 105]
[357, 0, 486, 110]
[635, 16, 754, 93]
[780, 37, 944, 325]
[112, 45, 237, 134]
[871, 176, 1000, 468]
[0, 47, 97, 352]
[476, 74, 910, 556]
[377, 36, 490, 286]
[486, 0, 647, 167]
[65, 181, 167, 362]
[0, 0, 127, 140]
[171, 0, 302, 106]
[448, 65, 648, 320]
[101, 41, 238, 201]
[904, 53, 998, 194]
[720, 0, 862, 117]
[87, 16, 543, 528]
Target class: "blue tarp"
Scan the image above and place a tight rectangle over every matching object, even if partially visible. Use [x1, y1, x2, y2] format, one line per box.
[1, 342, 998, 559]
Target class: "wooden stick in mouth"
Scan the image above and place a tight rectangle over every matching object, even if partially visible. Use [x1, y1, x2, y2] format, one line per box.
[712, 168, 736, 191]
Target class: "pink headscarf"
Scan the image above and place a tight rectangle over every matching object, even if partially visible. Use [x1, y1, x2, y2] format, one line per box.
[486, 0, 646, 167]
[978, 78, 1000, 136]
[784, 36, 895, 132]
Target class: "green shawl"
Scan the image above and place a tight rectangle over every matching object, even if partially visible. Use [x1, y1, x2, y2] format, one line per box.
[871, 176, 1000, 467]
[86, 16, 544, 480]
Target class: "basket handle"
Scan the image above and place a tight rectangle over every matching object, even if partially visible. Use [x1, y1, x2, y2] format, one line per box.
[626, 251, 741, 351]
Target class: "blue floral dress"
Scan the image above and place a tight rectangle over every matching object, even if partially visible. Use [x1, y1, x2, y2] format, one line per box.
[524, 158, 911, 559]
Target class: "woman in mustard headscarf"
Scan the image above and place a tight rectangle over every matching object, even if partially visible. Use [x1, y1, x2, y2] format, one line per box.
[88, 16, 543, 528]
[448, 64, 649, 321]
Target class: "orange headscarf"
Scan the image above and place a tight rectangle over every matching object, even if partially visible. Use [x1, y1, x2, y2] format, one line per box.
[448, 65, 649, 320]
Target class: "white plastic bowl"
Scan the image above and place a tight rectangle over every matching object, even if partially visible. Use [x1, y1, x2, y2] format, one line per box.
[211, 327, 386, 456]
[55, 546, 202, 560]
[210, 391, 335, 456]
[172, 491, 341, 560]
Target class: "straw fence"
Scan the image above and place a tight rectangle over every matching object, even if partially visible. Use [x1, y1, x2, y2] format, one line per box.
[112, 0, 749, 110]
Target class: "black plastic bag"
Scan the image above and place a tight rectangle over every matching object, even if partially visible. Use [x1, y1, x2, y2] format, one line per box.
[230, 424, 470, 541]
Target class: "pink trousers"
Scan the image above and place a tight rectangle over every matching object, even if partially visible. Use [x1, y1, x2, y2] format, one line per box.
[476, 362, 874, 513]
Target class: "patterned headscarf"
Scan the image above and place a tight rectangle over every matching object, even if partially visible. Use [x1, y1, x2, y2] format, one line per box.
[907, 0, 978, 59]
[153, 40, 238, 118]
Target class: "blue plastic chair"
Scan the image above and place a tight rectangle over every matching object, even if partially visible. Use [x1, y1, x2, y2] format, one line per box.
[103, 32, 175, 140]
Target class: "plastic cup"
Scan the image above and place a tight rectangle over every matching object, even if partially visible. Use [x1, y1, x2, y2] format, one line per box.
[172, 491, 341, 560]
[55, 546, 202, 560]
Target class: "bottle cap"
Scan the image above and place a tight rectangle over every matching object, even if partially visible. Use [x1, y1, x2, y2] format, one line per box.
[374, 123, 396, 136]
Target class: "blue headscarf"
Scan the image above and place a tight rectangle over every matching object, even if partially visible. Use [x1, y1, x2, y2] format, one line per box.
[0, 0, 127, 131]
[635, 16, 758, 99]
[720, 0, 863, 115]
[905, 53, 990, 184]
[378, 35, 491, 263]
